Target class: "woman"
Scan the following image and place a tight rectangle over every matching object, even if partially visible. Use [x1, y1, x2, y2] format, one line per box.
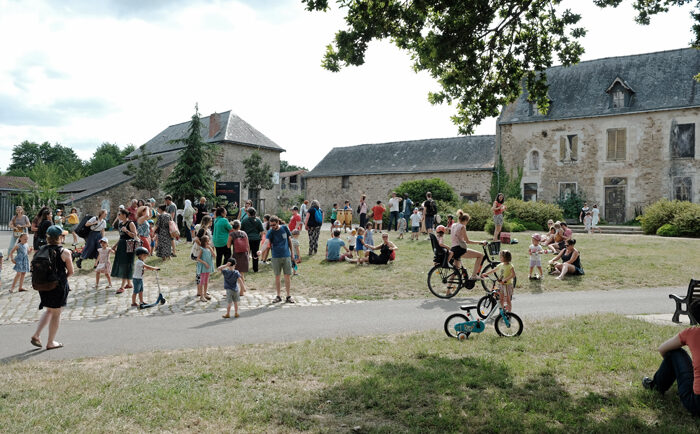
[111, 208, 138, 293]
[155, 204, 173, 260]
[65, 208, 80, 245]
[183, 199, 195, 243]
[30, 225, 73, 350]
[304, 199, 323, 256]
[77, 210, 107, 269]
[450, 209, 488, 280]
[227, 220, 249, 277]
[548, 239, 584, 280]
[492, 192, 506, 241]
[241, 207, 264, 273]
[8, 206, 30, 253]
[591, 204, 601, 233]
[136, 206, 152, 253]
[195, 196, 208, 227]
[358, 232, 397, 265]
[358, 195, 368, 229]
[579, 202, 590, 223]
[126, 199, 138, 221]
[212, 207, 233, 267]
[33, 208, 53, 251]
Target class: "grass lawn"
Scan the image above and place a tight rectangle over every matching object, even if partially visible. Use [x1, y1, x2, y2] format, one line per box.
[72, 230, 700, 300]
[1, 315, 699, 432]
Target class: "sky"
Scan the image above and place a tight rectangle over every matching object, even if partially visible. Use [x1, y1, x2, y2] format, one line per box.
[0, 0, 697, 173]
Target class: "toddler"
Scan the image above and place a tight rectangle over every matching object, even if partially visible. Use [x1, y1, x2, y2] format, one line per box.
[409, 208, 421, 240]
[261, 215, 271, 263]
[528, 233, 545, 279]
[397, 212, 407, 239]
[481, 250, 516, 312]
[365, 222, 375, 246]
[95, 237, 113, 288]
[10, 233, 30, 292]
[584, 211, 593, 234]
[132, 247, 160, 307]
[434, 225, 454, 264]
[347, 229, 357, 256]
[355, 227, 367, 258]
[291, 229, 302, 275]
[218, 258, 247, 318]
[196, 235, 216, 302]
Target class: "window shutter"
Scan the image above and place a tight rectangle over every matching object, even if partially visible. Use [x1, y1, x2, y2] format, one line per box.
[570, 136, 578, 160]
[616, 129, 626, 160]
[607, 130, 616, 160]
[560, 136, 567, 161]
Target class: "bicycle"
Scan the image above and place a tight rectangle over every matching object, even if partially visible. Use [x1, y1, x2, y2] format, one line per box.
[427, 238, 517, 299]
[444, 302, 523, 340]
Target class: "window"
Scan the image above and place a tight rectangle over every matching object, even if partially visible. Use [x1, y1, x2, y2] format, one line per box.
[606, 128, 627, 161]
[530, 150, 540, 171]
[559, 135, 578, 161]
[524, 183, 538, 202]
[612, 90, 625, 108]
[461, 193, 478, 203]
[559, 183, 577, 200]
[671, 123, 695, 158]
[341, 176, 350, 189]
[674, 177, 692, 202]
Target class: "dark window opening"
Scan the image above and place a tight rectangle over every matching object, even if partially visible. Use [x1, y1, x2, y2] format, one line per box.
[559, 183, 577, 200]
[341, 176, 350, 189]
[524, 183, 538, 202]
[671, 123, 695, 158]
[674, 177, 692, 202]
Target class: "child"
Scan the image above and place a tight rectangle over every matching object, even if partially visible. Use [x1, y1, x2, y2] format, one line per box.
[434, 225, 453, 264]
[347, 229, 356, 257]
[261, 215, 271, 263]
[66, 208, 80, 245]
[372, 201, 386, 232]
[365, 222, 375, 246]
[481, 250, 516, 312]
[528, 233, 545, 280]
[330, 203, 338, 228]
[409, 208, 421, 240]
[196, 235, 216, 302]
[584, 211, 593, 234]
[446, 215, 454, 233]
[355, 227, 367, 258]
[397, 212, 407, 239]
[95, 237, 113, 288]
[9, 233, 30, 292]
[218, 258, 247, 318]
[132, 247, 160, 307]
[291, 229, 302, 275]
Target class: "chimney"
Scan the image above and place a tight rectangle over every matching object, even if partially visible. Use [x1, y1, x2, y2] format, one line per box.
[208, 112, 220, 138]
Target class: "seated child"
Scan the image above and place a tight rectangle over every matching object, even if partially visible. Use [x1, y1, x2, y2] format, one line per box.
[218, 258, 246, 318]
[434, 225, 453, 265]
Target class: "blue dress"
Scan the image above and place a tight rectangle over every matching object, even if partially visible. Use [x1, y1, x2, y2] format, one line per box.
[196, 248, 215, 275]
[13, 243, 29, 273]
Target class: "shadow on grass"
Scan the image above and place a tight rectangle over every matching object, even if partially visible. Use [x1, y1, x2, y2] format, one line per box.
[0, 348, 44, 365]
[274, 355, 699, 432]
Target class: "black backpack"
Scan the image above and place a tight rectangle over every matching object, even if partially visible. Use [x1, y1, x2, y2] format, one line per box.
[74, 215, 94, 239]
[31, 245, 63, 291]
[426, 199, 437, 216]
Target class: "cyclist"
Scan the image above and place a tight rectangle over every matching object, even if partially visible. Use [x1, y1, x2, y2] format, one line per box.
[450, 210, 488, 280]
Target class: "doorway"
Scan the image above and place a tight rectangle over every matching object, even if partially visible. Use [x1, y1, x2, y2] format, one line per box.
[604, 177, 626, 223]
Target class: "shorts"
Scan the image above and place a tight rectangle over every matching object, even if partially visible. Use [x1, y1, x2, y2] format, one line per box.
[573, 266, 585, 275]
[226, 288, 240, 303]
[374, 219, 382, 225]
[451, 245, 467, 260]
[63, 223, 75, 232]
[271, 257, 292, 276]
[529, 256, 541, 267]
[498, 282, 514, 298]
[200, 272, 210, 286]
[425, 215, 434, 230]
[411, 226, 419, 233]
[493, 213, 504, 226]
[349, 245, 355, 251]
[132, 278, 144, 294]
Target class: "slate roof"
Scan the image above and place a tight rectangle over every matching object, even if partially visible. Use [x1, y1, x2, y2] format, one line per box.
[499, 47, 700, 125]
[0, 176, 36, 190]
[304, 136, 495, 178]
[58, 151, 180, 203]
[127, 110, 283, 159]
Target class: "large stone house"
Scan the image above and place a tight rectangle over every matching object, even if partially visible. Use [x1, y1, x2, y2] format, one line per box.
[59, 111, 283, 216]
[498, 47, 700, 223]
[304, 136, 496, 210]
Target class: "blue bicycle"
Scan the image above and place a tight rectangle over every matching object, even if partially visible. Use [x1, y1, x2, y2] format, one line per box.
[444, 300, 523, 339]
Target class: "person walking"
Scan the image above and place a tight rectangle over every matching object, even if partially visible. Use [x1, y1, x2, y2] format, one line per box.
[212, 207, 233, 267]
[32, 208, 53, 251]
[402, 193, 413, 223]
[65, 208, 80, 246]
[388, 192, 402, 231]
[77, 210, 107, 269]
[227, 220, 249, 279]
[8, 206, 30, 254]
[155, 205, 173, 260]
[240, 207, 264, 273]
[111, 208, 137, 293]
[304, 200, 323, 255]
[258, 215, 294, 303]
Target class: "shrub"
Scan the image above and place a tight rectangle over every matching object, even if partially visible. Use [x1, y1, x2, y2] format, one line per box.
[555, 192, 586, 220]
[671, 205, 700, 236]
[276, 209, 292, 223]
[656, 223, 680, 237]
[640, 199, 700, 236]
[394, 178, 457, 204]
[484, 220, 526, 234]
[446, 201, 492, 231]
[510, 217, 543, 231]
[504, 199, 563, 230]
[510, 221, 526, 232]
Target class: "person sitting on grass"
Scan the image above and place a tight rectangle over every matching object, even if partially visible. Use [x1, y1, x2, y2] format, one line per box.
[218, 258, 246, 319]
[548, 239, 584, 280]
[481, 250, 515, 312]
[132, 247, 160, 308]
[643, 300, 700, 416]
[326, 229, 351, 262]
[357, 233, 397, 266]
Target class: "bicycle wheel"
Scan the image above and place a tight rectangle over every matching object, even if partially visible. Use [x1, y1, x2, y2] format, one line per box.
[428, 265, 463, 299]
[480, 262, 518, 291]
[444, 313, 469, 339]
[494, 312, 523, 337]
[477, 294, 498, 319]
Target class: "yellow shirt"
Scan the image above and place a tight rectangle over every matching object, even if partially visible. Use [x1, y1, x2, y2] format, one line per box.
[496, 262, 515, 284]
[67, 213, 79, 224]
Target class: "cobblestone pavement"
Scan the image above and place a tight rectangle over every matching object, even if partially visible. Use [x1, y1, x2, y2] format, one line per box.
[0, 266, 363, 325]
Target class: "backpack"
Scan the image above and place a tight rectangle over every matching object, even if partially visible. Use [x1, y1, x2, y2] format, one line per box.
[314, 208, 323, 225]
[74, 215, 94, 239]
[31, 245, 62, 291]
[233, 233, 248, 253]
[426, 200, 437, 216]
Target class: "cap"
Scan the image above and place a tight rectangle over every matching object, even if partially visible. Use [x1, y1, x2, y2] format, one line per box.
[532, 233, 541, 241]
[100, 237, 109, 243]
[46, 225, 64, 237]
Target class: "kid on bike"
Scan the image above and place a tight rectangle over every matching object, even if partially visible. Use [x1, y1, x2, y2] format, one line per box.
[481, 250, 515, 312]
[450, 210, 487, 280]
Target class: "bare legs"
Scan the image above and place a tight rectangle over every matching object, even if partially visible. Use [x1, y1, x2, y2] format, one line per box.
[555, 263, 576, 280]
[32, 307, 63, 349]
[274, 274, 291, 297]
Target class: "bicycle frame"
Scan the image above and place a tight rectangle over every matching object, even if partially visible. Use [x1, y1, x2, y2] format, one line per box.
[453, 305, 510, 335]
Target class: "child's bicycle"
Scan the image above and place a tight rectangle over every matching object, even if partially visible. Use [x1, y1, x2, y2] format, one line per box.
[427, 236, 517, 298]
[444, 300, 523, 340]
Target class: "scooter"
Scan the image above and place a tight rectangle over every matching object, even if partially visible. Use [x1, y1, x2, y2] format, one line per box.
[139, 270, 167, 310]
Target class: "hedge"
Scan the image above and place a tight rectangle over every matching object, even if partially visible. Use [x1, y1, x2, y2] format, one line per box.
[484, 220, 526, 234]
[504, 199, 564, 230]
[640, 199, 700, 236]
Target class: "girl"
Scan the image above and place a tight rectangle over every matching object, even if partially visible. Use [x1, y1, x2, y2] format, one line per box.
[77, 209, 107, 269]
[10, 233, 31, 292]
[591, 204, 601, 233]
[95, 238, 113, 288]
[492, 192, 506, 241]
[33, 208, 53, 250]
[53, 208, 64, 228]
[227, 220, 250, 279]
[549, 239, 584, 280]
[481, 250, 516, 312]
[65, 208, 80, 245]
[136, 206, 152, 253]
[196, 235, 216, 302]
[450, 210, 487, 280]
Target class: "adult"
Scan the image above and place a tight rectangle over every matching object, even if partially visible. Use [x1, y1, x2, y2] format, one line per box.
[241, 207, 264, 272]
[258, 215, 294, 303]
[111, 208, 138, 293]
[239, 200, 253, 220]
[549, 239, 584, 280]
[423, 192, 438, 235]
[450, 210, 488, 281]
[642, 301, 700, 416]
[492, 192, 506, 241]
[8, 206, 30, 254]
[227, 220, 249, 277]
[164, 195, 177, 254]
[33, 208, 53, 251]
[388, 192, 402, 232]
[371, 201, 386, 232]
[579, 202, 590, 223]
[299, 200, 309, 231]
[212, 207, 233, 267]
[358, 195, 368, 228]
[325, 229, 351, 262]
[195, 196, 208, 227]
[126, 199, 138, 221]
[65, 207, 80, 246]
[591, 203, 601, 233]
[304, 199, 323, 256]
[77, 209, 107, 269]
[30, 225, 73, 350]
[136, 206, 152, 253]
[358, 232, 397, 265]
[183, 199, 195, 243]
[154, 204, 173, 260]
[402, 193, 413, 224]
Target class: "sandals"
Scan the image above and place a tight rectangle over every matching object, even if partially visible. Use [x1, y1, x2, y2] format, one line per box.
[116, 288, 125, 294]
[205, 293, 212, 301]
[285, 296, 295, 304]
[272, 295, 282, 303]
[18, 288, 27, 292]
[30, 337, 42, 348]
[46, 342, 63, 350]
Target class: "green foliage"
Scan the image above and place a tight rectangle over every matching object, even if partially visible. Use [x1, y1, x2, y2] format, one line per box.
[16, 187, 60, 219]
[556, 192, 586, 220]
[123, 145, 163, 196]
[243, 151, 274, 194]
[640, 199, 700, 236]
[450, 201, 492, 231]
[504, 199, 563, 230]
[304, 0, 698, 133]
[510, 217, 543, 231]
[394, 178, 457, 204]
[276, 208, 292, 223]
[656, 223, 680, 237]
[85, 142, 134, 176]
[23, 160, 83, 189]
[7, 141, 83, 180]
[164, 105, 219, 202]
[489, 155, 522, 201]
[280, 160, 308, 172]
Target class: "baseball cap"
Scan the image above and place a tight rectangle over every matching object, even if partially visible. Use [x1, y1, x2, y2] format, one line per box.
[46, 225, 64, 237]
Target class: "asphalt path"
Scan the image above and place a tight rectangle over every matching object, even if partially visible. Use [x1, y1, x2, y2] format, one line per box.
[0, 285, 682, 363]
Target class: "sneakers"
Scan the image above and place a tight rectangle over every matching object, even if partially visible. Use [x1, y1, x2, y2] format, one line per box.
[285, 296, 295, 304]
[642, 377, 655, 390]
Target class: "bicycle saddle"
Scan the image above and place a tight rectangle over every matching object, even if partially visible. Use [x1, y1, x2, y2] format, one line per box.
[459, 305, 477, 311]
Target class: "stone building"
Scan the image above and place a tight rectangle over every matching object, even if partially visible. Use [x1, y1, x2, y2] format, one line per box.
[498, 47, 700, 223]
[304, 136, 496, 211]
[278, 169, 306, 208]
[59, 110, 283, 216]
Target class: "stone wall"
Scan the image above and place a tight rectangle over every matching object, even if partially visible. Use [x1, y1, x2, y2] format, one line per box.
[499, 108, 700, 222]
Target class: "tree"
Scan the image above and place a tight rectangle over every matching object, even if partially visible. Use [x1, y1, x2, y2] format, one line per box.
[163, 105, 219, 202]
[85, 142, 136, 175]
[7, 141, 83, 177]
[489, 155, 523, 201]
[242, 151, 274, 203]
[123, 145, 163, 197]
[303, 0, 700, 134]
[280, 160, 308, 172]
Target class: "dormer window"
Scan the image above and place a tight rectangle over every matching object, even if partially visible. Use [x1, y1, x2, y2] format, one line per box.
[612, 90, 625, 108]
[606, 77, 635, 109]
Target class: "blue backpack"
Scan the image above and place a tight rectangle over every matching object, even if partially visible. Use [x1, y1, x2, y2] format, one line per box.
[314, 208, 323, 224]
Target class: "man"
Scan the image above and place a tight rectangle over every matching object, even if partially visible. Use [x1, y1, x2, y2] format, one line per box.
[402, 193, 413, 222]
[388, 192, 402, 232]
[422, 192, 437, 235]
[326, 229, 351, 262]
[241, 207, 264, 273]
[288, 206, 302, 231]
[164, 195, 177, 256]
[195, 196, 208, 225]
[258, 215, 294, 303]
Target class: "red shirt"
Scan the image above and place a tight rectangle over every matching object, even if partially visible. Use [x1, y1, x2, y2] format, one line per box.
[372, 205, 385, 221]
[679, 327, 700, 394]
[289, 213, 301, 231]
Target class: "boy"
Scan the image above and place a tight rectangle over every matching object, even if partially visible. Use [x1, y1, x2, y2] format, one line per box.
[288, 206, 302, 232]
[291, 229, 302, 275]
[409, 208, 421, 240]
[397, 212, 407, 239]
[434, 225, 453, 264]
[218, 258, 247, 318]
[132, 247, 160, 307]
[330, 203, 338, 228]
[326, 229, 351, 262]
[372, 201, 386, 232]
[528, 233, 545, 280]
[347, 229, 357, 256]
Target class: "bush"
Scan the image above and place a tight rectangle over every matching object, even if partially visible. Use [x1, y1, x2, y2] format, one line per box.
[445, 201, 492, 231]
[656, 223, 680, 237]
[504, 199, 563, 230]
[556, 192, 586, 220]
[509, 217, 543, 231]
[484, 220, 526, 234]
[640, 199, 700, 236]
[395, 178, 457, 204]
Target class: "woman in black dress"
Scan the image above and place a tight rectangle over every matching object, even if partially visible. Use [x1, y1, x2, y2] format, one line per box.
[111, 209, 138, 293]
[549, 239, 584, 279]
[33, 208, 53, 250]
[358, 232, 397, 265]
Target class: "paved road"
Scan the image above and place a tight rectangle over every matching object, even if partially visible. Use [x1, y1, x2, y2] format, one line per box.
[0, 285, 682, 363]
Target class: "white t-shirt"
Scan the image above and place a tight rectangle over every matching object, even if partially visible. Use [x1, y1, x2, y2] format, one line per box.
[409, 213, 422, 227]
[88, 217, 106, 231]
[134, 259, 144, 279]
[528, 244, 544, 259]
[388, 197, 401, 212]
